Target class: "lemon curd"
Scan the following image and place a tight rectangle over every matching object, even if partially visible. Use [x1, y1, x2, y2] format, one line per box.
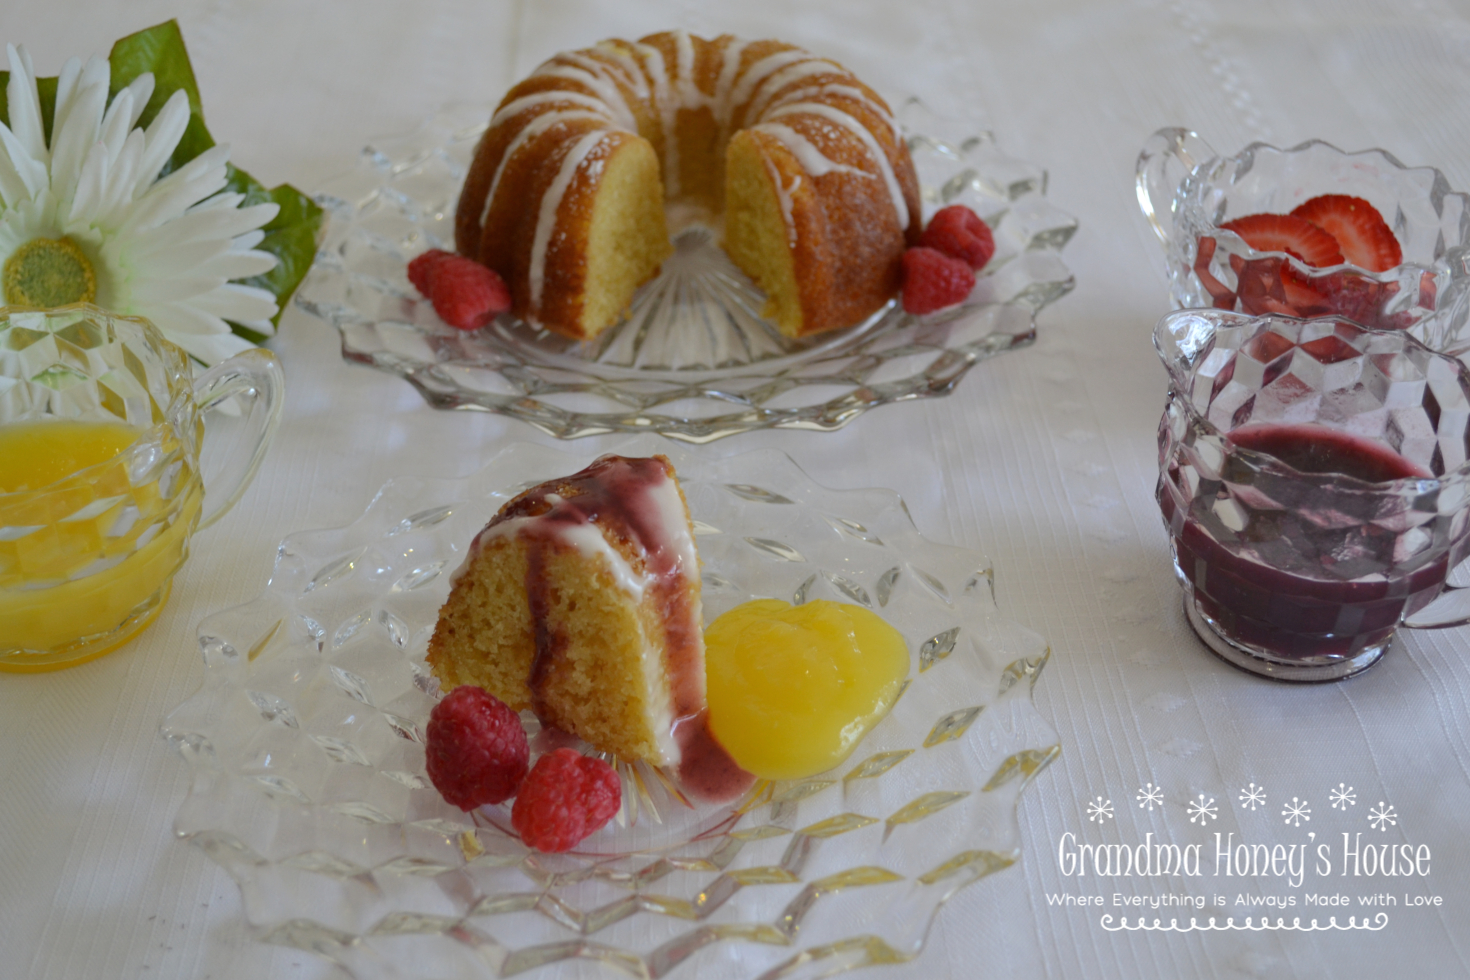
[0, 420, 139, 492]
[704, 598, 909, 781]
[0, 420, 201, 670]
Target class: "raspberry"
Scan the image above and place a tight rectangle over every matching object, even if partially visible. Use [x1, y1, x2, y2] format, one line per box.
[901, 247, 976, 315]
[511, 748, 621, 853]
[919, 205, 995, 270]
[428, 253, 512, 330]
[406, 250, 512, 330]
[407, 249, 452, 295]
[424, 686, 529, 810]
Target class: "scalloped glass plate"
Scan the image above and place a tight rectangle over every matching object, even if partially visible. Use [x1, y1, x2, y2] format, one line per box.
[294, 101, 1077, 442]
[161, 437, 1059, 979]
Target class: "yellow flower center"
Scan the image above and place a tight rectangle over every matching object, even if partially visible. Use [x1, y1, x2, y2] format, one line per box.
[3, 237, 98, 308]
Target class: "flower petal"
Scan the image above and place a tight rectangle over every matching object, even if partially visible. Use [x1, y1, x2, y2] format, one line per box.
[0, 193, 59, 253]
[119, 143, 230, 237]
[194, 248, 278, 280]
[187, 282, 280, 324]
[231, 230, 266, 251]
[124, 243, 279, 304]
[49, 60, 110, 205]
[0, 123, 46, 205]
[139, 299, 233, 335]
[141, 302, 257, 365]
[128, 201, 277, 257]
[131, 90, 190, 199]
[128, 275, 229, 305]
[130, 236, 233, 280]
[189, 191, 246, 212]
[50, 56, 84, 144]
[120, 73, 155, 131]
[93, 129, 146, 228]
[171, 329, 257, 366]
[65, 139, 111, 227]
[98, 86, 137, 163]
[4, 45, 48, 165]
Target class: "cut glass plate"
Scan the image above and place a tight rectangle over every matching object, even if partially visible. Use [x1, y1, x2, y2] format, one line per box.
[162, 438, 1059, 979]
[294, 102, 1077, 442]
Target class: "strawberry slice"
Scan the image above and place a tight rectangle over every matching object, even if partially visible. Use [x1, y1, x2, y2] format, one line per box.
[1289, 195, 1402, 273]
[1219, 213, 1345, 268]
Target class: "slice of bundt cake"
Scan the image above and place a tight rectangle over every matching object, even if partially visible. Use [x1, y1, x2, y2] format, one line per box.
[426, 455, 704, 768]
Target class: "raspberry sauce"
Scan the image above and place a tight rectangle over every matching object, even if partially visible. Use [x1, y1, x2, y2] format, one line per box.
[1161, 426, 1449, 660]
[1226, 424, 1430, 483]
[488, 455, 753, 801]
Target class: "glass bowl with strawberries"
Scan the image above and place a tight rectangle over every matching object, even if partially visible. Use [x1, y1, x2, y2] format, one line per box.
[1137, 128, 1470, 357]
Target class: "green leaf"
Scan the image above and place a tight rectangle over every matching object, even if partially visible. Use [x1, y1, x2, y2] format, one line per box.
[1, 20, 323, 342]
[224, 164, 325, 329]
[106, 20, 215, 177]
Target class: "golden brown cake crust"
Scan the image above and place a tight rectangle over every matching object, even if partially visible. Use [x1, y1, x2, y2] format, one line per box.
[454, 31, 921, 341]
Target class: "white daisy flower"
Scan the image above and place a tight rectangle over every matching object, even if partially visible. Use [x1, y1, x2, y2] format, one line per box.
[0, 44, 280, 365]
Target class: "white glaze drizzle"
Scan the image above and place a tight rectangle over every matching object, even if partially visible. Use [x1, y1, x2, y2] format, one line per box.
[764, 156, 799, 245]
[632, 40, 680, 198]
[649, 466, 703, 765]
[453, 469, 695, 604]
[743, 59, 845, 124]
[767, 101, 908, 228]
[594, 42, 652, 100]
[645, 471, 700, 588]
[528, 130, 609, 311]
[480, 110, 609, 227]
[750, 122, 869, 178]
[463, 507, 646, 598]
[766, 82, 900, 141]
[724, 49, 811, 122]
[674, 30, 705, 109]
[490, 90, 614, 128]
[531, 62, 638, 130]
[561, 51, 641, 113]
[712, 38, 751, 111]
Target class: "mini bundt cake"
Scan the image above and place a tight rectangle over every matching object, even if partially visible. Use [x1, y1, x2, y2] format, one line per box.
[426, 454, 705, 769]
[454, 31, 922, 341]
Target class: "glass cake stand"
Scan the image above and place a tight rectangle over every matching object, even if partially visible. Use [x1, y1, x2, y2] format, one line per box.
[294, 101, 1077, 442]
[161, 437, 1060, 980]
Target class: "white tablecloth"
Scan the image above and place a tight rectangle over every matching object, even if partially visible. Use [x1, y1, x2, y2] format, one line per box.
[5, 1, 1470, 977]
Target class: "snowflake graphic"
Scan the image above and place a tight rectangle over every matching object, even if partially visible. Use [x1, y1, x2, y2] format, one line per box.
[1369, 801, 1398, 832]
[1282, 796, 1311, 827]
[1087, 796, 1114, 823]
[1136, 783, 1164, 811]
[1238, 782, 1266, 811]
[1187, 793, 1218, 824]
[1329, 783, 1357, 810]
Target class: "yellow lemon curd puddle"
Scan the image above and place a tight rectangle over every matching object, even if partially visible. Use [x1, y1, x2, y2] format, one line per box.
[705, 598, 909, 781]
[0, 420, 139, 492]
[0, 421, 201, 669]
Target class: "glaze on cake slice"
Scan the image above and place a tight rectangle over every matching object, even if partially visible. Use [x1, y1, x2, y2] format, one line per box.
[426, 455, 739, 789]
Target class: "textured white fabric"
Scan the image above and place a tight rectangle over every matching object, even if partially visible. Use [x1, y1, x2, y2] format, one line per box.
[4, 0, 1470, 977]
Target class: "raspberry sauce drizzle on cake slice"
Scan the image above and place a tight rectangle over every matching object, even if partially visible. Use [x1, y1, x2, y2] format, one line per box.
[497, 456, 703, 737]
[428, 455, 753, 804]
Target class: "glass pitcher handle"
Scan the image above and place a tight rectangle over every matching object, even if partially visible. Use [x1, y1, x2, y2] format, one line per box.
[1135, 127, 1215, 251]
[1403, 554, 1470, 630]
[190, 348, 285, 530]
